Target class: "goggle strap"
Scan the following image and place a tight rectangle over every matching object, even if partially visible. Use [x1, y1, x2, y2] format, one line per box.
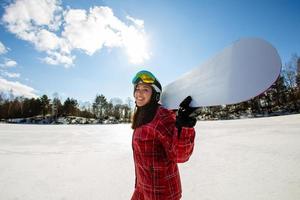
[151, 84, 161, 93]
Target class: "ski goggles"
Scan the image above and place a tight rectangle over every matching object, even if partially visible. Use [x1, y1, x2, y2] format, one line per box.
[132, 70, 156, 84]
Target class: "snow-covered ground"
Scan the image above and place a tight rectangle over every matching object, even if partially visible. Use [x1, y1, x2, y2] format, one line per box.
[0, 114, 300, 200]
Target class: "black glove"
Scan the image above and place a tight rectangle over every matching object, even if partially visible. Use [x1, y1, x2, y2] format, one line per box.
[176, 96, 197, 137]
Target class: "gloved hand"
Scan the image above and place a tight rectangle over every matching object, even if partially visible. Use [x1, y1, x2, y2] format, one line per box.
[176, 96, 197, 137]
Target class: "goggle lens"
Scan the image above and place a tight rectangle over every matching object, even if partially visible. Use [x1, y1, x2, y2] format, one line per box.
[132, 71, 156, 84]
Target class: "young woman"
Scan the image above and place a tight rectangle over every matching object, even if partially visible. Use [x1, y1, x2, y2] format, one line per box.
[131, 70, 197, 200]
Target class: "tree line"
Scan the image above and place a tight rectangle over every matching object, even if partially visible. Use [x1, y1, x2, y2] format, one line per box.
[0, 92, 134, 123]
[195, 55, 300, 120]
[0, 55, 299, 123]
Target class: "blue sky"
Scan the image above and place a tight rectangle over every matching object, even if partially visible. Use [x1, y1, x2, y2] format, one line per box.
[0, 0, 299, 106]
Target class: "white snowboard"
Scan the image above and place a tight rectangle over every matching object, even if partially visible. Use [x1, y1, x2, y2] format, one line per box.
[160, 38, 282, 109]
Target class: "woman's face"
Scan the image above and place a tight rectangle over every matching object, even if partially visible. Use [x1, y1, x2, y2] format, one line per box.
[134, 83, 153, 107]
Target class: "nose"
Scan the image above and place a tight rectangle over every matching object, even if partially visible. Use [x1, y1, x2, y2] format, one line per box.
[134, 90, 142, 98]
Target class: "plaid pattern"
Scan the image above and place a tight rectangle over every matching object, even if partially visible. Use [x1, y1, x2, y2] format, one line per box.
[131, 107, 196, 200]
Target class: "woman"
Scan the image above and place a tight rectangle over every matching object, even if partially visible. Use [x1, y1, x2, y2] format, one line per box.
[131, 70, 197, 200]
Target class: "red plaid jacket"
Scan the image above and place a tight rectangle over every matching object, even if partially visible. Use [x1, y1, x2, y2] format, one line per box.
[131, 106, 196, 200]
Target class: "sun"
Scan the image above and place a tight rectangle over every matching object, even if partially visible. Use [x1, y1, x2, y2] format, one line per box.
[123, 26, 150, 64]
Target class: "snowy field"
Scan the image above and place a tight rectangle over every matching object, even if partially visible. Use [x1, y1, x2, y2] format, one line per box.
[0, 114, 300, 200]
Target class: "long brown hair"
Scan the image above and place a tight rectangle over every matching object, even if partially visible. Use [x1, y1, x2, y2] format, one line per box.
[131, 92, 160, 129]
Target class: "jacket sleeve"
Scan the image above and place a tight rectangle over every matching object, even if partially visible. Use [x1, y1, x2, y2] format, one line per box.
[175, 127, 195, 163]
[156, 111, 196, 163]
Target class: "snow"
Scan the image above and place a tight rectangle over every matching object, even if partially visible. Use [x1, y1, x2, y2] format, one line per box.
[0, 114, 300, 200]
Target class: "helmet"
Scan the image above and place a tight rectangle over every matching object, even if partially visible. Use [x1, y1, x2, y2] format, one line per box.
[132, 70, 162, 101]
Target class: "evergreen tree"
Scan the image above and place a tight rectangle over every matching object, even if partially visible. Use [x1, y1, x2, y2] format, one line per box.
[0, 92, 5, 105]
[0, 93, 8, 119]
[30, 98, 43, 116]
[40, 95, 51, 117]
[22, 98, 32, 118]
[92, 94, 108, 120]
[63, 98, 79, 116]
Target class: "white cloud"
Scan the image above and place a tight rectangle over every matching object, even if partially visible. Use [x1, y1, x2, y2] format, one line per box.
[2, 0, 150, 66]
[62, 7, 124, 55]
[0, 76, 37, 98]
[2, 0, 61, 33]
[0, 41, 8, 54]
[6, 60, 17, 67]
[35, 29, 61, 51]
[4, 72, 21, 78]
[1, 0, 70, 65]
[126, 16, 144, 28]
[43, 51, 75, 67]
[2, 71, 21, 78]
[62, 6, 150, 64]
[0, 59, 18, 68]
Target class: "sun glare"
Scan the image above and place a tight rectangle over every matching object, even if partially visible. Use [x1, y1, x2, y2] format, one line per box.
[124, 27, 150, 64]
